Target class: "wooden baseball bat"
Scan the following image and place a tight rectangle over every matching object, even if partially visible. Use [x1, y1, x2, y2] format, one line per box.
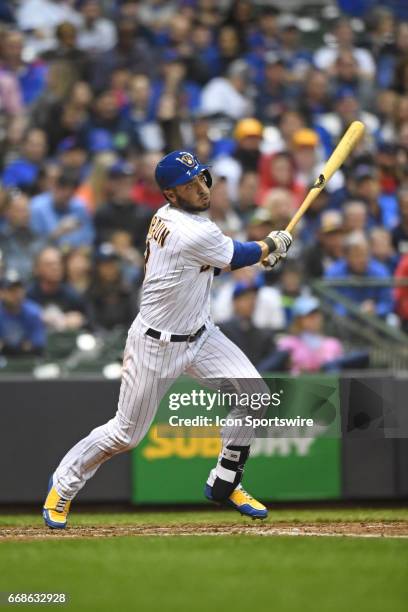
[286, 120, 365, 234]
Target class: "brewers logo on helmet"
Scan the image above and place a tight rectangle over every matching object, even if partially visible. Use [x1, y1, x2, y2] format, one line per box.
[155, 150, 212, 191]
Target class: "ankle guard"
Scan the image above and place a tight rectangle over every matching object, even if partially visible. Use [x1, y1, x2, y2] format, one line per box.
[211, 445, 250, 501]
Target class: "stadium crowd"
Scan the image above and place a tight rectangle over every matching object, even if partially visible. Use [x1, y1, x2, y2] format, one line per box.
[0, 0, 407, 373]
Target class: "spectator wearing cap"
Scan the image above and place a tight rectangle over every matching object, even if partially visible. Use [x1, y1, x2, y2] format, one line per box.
[95, 162, 152, 253]
[76, 0, 117, 55]
[277, 14, 313, 82]
[27, 246, 87, 332]
[353, 164, 399, 230]
[212, 118, 264, 201]
[325, 231, 394, 318]
[304, 211, 345, 279]
[247, 7, 280, 54]
[317, 87, 379, 146]
[369, 227, 398, 274]
[149, 51, 201, 121]
[255, 52, 294, 124]
[2, 128, 48, 193]
[392, 188, 408, 255]
[219, 279, 288, 371]
[277, 296, 343, 374]
[87, 243, 137, 331]
[0, 270, 46, 357]
[0, 191, 45, 282]
[82, 89, 125, 152]
[56, 137, 88, 181]
[290, 128, 337, 193]
[30, 170, 94, 248]
[200, 59, 253, 120]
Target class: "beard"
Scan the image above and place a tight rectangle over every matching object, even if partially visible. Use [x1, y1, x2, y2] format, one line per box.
[172, 194, 210, 213]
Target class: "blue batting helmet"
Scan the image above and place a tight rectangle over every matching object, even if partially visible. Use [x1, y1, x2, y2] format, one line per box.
[155, 151, 212, 191]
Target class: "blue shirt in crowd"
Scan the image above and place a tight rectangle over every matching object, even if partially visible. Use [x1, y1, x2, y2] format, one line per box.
[2, 159, 39, 190]
[325, 258, 394, 317]
[30, 193, 94, 248]
[0, 299, 46, 353]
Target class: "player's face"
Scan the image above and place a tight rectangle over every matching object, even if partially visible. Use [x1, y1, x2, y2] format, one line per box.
[167, 173, 211, 213]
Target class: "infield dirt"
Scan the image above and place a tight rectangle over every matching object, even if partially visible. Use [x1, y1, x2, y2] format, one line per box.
[1, 520, 408, 541]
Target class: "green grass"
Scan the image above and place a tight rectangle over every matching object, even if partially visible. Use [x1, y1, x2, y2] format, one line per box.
[1, 507, 408, 527]
[0, 510, 407, 612]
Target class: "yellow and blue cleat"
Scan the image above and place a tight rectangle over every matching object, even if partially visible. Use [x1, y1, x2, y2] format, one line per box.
[205, 483, 268, 520]
[43, 477, 71, 529]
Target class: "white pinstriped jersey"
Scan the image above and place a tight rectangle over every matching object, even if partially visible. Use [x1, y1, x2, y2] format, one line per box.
[139, 203, 234, 334]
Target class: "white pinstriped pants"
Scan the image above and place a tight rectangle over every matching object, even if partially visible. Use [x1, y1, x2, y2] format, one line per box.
[54, 315, 266, 500]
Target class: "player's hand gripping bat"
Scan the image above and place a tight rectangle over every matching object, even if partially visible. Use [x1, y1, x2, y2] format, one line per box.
[263, 120, 365, 268]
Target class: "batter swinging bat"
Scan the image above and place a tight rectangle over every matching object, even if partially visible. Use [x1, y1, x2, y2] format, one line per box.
[287, 120, 365, 234]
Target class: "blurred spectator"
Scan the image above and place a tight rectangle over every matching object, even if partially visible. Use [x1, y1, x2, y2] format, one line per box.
[219, 279, 287, 371]
[304, 211, 345, 279]
[343, 200, 368, 233]
[30, 170, 94, 248]
[27, 247, 87, 332]
[76, 0, 117, 55]
[277, 261, 307, 325]
[120, 74, 159, 152]
[353, 165, 399, 230]
[261, 189, 294, 227]
[277, 15, 313, 82]
[314, 17, 375, 80]
[0, 269, 46, 357]
[369, 227, 398, 273]
[212, 267, 285, 330]
[200, 59, 253, 119]
[299, 69, 331, 119]
[132, 152, 166, 210]
[0, 190, 45, 282]
[87, 243, 137, 331]
[325, 231, 394, 318]
[394, 253, 408, 332]
[208, 177, 243, 238]
[65, 247, 92, 296]
[2, 128, 47, 193]
[255, 52, 294, 124]
[233, 170, 258, 220]
[41, 21, 90, 83]
[257, 151, 305, 206]
[95, 163, 152, 253]
[212, 117, 263, 199]
[1, 30, 48, 106]
[392, 187, 408, 254]
[90, 18, 157, 91]
[277, 296, 343, 374]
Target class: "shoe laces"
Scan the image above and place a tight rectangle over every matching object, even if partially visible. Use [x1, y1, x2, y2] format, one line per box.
[55, 497, 69, 513]
[235, 484, 254, 501]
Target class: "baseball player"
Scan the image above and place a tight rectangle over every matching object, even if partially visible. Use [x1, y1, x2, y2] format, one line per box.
[43, 151, 292, 528]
